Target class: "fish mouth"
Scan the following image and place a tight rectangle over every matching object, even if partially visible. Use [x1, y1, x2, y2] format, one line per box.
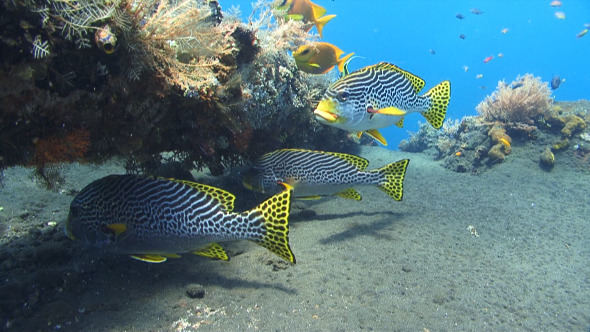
[314, 109, 339, 123]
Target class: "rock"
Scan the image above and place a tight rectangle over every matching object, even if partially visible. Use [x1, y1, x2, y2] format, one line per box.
[540, 147, 555, 168]
[185, 283, 206, 299]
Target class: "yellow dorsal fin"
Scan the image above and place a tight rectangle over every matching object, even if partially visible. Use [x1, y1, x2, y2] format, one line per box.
[192, 243, 228, 261]
[356, 132, 363, 139]
[335, 188, 362, 200]
[172, 179, 236, 212]
[364, 129, 388, 146]
[130, 254, 167, 263]
[310, 2, 327, 19]
[376, 106, 407, 116]
[325, 151, 369, 170]
[369, 62, 426, 94]
[279, 148, 369, 170]
[421, 80, 451, 129]
[105, 223, 126, 236]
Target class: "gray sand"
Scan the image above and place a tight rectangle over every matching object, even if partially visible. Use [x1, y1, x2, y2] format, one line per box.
[0, 145, 589, 331]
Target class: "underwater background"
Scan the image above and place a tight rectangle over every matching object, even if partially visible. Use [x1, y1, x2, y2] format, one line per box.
[1, 0, 590, 331]
[233, 0, 590, 148]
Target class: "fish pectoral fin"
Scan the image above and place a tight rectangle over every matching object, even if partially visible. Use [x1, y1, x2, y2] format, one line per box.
[335, 188, 362, 201]
[395, 118, 405, 128]
[130, 254, 168, 263]
[307, 62, 321, 68]
[105, 223, 127, 236]
[364, 129, 388, 146]
[376, 107, 406, 116]
[285, 14, 304, 21]
[297, 195, 323, 200]
[192, 243, 229, 261]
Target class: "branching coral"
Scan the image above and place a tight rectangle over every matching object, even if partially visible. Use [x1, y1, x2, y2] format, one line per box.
[476, 74, 553, 125]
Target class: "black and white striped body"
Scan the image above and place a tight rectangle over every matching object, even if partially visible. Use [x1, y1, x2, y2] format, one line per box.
[315, 62, 431, 132]
[243, 149, 383, 197]
[66, 175, 267, 255]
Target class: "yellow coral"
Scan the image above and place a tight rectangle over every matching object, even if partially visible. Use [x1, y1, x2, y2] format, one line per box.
[552, 138, 569, 151]
[561, 115, 586, 137]
[488, 143, 506, 163]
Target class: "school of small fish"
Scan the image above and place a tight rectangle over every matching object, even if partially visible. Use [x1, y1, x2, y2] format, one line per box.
[453, 1, 583, 91]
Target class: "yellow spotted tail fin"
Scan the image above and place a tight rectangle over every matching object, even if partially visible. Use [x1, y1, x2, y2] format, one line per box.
[421, 80, 451, 129]
[248, 185, 295, 263]
[374, 159, 410, 201]
[315, 14, 336, 38]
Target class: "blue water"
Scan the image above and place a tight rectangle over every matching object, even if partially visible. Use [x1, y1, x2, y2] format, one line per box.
[228, 0, 590, 149]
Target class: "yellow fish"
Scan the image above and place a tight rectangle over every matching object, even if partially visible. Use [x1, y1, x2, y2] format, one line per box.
[293, 42, 354, 74]
[276, 0, 336, 38]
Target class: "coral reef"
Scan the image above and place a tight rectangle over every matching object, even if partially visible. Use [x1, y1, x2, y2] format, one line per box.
[401, 72, 590, 173]
[401, 98, 590, 173]
[476, 74, 552, 125]
[0, 0, 353, 179]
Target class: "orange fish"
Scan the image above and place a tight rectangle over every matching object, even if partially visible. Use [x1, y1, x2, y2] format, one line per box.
[554, 11, 566, 19]
[550, 0, 562, 7]
[577, 29, 588, 38]
[483, 56, 494, 63]
[292, 42, 354, 74]
[277, 0, 336, 38]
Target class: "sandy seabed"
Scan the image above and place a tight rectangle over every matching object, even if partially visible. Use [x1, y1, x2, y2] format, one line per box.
[0, 144, 589, 332]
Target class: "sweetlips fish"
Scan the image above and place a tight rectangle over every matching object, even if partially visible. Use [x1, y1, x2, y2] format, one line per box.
[293, 42, 354, 74]
[65, 175, 295, 263]
[314, 62, 451, 146]
[242, 149, 409, 201]
[276, 0, 336, 38]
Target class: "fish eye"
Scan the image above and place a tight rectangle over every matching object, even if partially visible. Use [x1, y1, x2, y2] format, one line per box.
[300, 49, 310, 55]
[337, 91, 349, 102]
[103, 43, 114, 53]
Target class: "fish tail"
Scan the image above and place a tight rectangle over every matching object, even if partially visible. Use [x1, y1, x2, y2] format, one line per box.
[373, 159, 410, 201]
[315, 14, 336, 38]
[421, 80, 451, 129]
[337, 52, 355, 74]
[247, 185, 296, 263]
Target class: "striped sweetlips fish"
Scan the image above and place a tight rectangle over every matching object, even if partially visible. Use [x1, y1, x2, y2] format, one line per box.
[65, 175, 295, 263]
[314, 62, 451, 146]
[242, 149, 409, 201]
